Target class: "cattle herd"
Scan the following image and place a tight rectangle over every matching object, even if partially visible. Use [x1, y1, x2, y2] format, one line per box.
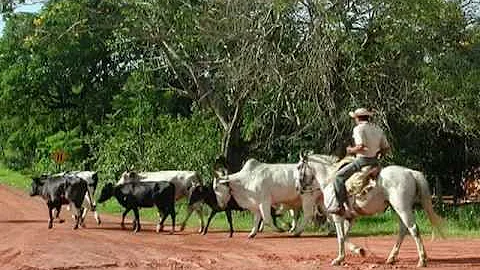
[29, 155, 442, 267]
[29, 161, 316, 238]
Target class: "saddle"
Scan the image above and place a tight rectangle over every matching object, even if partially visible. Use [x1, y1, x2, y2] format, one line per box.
[335, 157, 381, 199]
[345, 166, 381, 199]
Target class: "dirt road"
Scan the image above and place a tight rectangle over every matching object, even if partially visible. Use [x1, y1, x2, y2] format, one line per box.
[0, 184, 479, 270]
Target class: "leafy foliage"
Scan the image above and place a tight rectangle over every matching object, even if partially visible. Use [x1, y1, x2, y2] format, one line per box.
[0, 0, 479, 196]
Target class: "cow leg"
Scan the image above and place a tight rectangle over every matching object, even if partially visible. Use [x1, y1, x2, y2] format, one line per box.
[248, 211, 262, 238]
[289, 209, 299, 233]
[180, 203, 204, 233]
[258, 219, 264, 232]
[72, 202, 83, 230]
[202, 210, 217, 236]
[195, 206, 205, 233]
[121, 209, 130, 229]
[47, 204, 54, 229]
[271, 208, 285, 232]
[169, 205, 176, 234]
[259, 201, 280, 232]
[81, 199, 89, 227]
[54, 205, 65, 223]
[179, 205, 193, 232]
[156, 209, 167, 233]
[294, 193, 316, 236]
[132, 208, 140, 233]
[93, 204, 101, 225]
[225, 209, 234, 238]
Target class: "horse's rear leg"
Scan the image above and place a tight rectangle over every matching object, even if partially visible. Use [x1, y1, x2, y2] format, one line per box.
[394, 209, 427, 267]
[387, 219, 408, 265]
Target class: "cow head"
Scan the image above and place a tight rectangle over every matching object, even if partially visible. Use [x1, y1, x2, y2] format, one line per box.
[30, 176, 45, 196]
[213, 177, 231, 209]
[98, 183, 115, 203]
[188, 185, 206, 207]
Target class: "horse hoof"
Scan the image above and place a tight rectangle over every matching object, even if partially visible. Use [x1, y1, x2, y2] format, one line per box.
[417, 260, 427, 267]
[331, 258, 343, 266]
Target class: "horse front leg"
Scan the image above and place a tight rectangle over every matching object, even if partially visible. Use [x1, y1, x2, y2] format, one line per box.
[342, 219, 365, 257]
[331, 215, 347, 266]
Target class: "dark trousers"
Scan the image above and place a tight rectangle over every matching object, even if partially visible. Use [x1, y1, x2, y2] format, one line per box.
[334, 157, 378, 204]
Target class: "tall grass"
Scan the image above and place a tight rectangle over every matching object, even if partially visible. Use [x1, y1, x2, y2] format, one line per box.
[1, 165, 480, 236]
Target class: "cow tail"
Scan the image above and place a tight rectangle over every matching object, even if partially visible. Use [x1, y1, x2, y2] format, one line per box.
[412, 170, 445, 240]
[91, 172, 99, 191]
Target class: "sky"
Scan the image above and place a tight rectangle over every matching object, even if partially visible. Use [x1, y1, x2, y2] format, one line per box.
[0, 2, 43, 35]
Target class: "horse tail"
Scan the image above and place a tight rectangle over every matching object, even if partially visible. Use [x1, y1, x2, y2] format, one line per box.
[411, 169, 445, 240]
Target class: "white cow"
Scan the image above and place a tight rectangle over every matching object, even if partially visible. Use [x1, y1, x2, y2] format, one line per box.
[117, 170, 204, 232]
[53, 171, 101, 225]
[214, 158, 326, 238]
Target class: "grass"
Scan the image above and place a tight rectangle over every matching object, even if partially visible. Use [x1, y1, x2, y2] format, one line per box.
[1, 164, 480, 237]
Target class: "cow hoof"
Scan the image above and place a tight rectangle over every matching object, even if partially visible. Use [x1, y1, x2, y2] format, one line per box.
[201, 231, 207, 236]
[96, 219, 102, 225]
[169, 231, 174, 235]
[179, 225, 186, 231]
[58, 219, 65, 224]
[247, 233, 256, 239]
[73, 225, 79, 230]
[48, 223, 53, 229]
[386, 257, 395, 265]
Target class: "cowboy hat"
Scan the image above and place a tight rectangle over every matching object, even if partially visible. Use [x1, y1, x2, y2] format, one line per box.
[349, 108, 373, 118]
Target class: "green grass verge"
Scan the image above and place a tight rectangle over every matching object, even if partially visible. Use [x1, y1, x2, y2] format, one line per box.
[1, 164, 480, 237]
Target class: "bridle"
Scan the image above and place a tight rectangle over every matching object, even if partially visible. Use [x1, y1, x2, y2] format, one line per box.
[297, 158, 321, 195]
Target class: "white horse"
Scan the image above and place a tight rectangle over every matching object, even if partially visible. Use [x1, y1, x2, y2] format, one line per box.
[296, 154, 443, 267]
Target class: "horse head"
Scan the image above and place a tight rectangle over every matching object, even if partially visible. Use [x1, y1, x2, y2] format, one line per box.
[296, 151, 316, 192]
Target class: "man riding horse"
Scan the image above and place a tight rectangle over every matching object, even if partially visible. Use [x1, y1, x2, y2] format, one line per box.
[329, 108, 391, 215]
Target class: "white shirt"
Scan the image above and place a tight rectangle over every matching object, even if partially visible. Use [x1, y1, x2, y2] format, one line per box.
[352, 121, 389, 158]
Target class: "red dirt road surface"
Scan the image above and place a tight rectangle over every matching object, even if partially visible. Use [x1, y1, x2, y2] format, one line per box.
[1, 184, 480, 270]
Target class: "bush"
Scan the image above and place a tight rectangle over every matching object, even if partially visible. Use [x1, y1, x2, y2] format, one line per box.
[90, 112, 221, 183]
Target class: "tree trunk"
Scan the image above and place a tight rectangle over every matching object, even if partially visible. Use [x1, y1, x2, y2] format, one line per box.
[221, 119, 248, 173]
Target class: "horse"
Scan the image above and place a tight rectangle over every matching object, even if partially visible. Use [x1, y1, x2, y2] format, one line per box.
[295, 153, 443, 267]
